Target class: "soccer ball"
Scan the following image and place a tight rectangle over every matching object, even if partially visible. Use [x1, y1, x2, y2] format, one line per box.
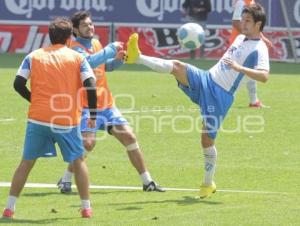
[177, 23, 205, 50]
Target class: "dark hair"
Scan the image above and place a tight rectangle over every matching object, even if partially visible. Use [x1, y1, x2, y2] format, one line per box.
[71, 11, 91, 37]
[242, 3, 266, 31]
[48, 17, 72, 44]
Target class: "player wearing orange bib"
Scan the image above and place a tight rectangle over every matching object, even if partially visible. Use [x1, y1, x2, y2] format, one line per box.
[57, 11, 165, 193]
[2, 17, 97, 219]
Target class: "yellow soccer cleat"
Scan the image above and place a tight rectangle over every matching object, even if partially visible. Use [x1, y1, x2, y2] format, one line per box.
[198, 181, 217, 199]
[125, 33, 140, 64]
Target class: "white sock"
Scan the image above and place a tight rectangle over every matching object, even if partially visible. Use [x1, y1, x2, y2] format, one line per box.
[138, 55, 173, 73]
[62, 170, 73, 183]
[6, 195, 17, 212]
[247, 79, 258, 104]
[203, 146, 217, 185]
[140, 171, 153, 185]
[81, 199, 91, 209]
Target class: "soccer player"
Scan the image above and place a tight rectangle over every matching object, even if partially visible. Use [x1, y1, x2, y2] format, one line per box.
[57, 11, 165, 193]
[125, 4, 269, 198]
[230, 0, 272, 108]
[2, 17, 99, 219]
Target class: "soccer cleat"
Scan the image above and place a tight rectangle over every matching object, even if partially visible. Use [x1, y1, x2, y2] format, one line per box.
[143, 181, 166, 192]
[199, 181, 217, 199]
[57, 178, 72, 194]
[81, 208, 92, 218]
[125, 33, 140, 64]
[249, 100, 268, 108]
[2, 208, 14, 219]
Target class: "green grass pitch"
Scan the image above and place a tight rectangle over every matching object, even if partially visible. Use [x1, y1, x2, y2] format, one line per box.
[0, 54, 300, 225]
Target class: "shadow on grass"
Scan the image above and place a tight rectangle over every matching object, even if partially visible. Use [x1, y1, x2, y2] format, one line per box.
[23, 191, 75, 197]
[111, 195, 222, 210]
[22, 190, 112, 197]
[0, 217, 72, 224]
[117, 206, 143, 211]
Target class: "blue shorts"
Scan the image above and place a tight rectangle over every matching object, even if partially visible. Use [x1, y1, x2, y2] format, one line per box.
[80, 107, 128, 133]
[178, 64, 234, 139]
[23, 122, 84, 163]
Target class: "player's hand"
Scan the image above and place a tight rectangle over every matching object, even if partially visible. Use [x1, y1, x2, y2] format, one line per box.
[115, 50, 125, 61]
[87, 118, 96, 128]
[112, 41, 124, 51]
[223, 58, 243, 72]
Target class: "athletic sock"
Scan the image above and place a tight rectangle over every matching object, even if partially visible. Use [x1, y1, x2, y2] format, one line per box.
[81, 199, 91, 209]
[140, 171, 153, 185]
[137, 55, 173, 73]
[203, 146, 217, 185]
[62, 170, 73, 183]
[6, 195, 17, 212]
[247, 80, 258, 104]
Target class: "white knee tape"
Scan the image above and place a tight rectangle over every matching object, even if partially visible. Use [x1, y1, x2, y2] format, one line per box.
[126, 142, 139, 151]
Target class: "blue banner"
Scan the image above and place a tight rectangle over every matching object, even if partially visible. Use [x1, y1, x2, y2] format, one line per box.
[0, 0, 299, 28]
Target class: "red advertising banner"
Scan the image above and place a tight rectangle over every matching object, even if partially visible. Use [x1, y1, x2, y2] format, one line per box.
[116, 26, 300, 61]
[0, 25, 110, 53]
[1, 24, 299, 62]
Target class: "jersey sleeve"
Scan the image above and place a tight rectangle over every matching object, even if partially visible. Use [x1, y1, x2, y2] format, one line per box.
[105, 59, 124, 72]
[80, 58, 96, 81]
[232, 0, 245, 20]
[16, 54, 32, 79]
[86, 43, 117, 69]
[256, 44, 270, 72]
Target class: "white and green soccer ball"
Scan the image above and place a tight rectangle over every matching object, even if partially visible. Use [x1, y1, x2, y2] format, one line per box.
[177, 23, 205, 50]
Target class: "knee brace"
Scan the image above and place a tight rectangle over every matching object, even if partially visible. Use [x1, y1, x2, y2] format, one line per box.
[126, 142, 139, 151]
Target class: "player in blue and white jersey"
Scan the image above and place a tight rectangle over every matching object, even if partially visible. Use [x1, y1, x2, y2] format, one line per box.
[125, 3, 269, 198]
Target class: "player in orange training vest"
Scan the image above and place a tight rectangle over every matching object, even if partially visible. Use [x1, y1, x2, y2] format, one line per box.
[57, 11, 165, 194]
[2, 17, 98, 219]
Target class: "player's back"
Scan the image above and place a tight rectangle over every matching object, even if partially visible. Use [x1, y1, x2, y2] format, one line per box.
[28, 45, 84, 126]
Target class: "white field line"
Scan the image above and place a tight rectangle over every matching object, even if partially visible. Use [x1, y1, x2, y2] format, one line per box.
[0, 118, 15, 122]
[0, 182, 292, 195]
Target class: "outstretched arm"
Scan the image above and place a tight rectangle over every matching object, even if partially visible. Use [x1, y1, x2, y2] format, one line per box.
[105, 50, 125, 72]
[86, 42, 123, 68]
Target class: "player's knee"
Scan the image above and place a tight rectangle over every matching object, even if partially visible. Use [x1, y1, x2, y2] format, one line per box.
[123, 132, 138, 151]
[126, 142, 140, 151]
[84, 140, 95, 151]
[172, 61, 188, 82]
[172, 60, 184, 73]
[68, 163, 74, 172]
[125, 132, 137, 145]
[201, 132, 214, 148]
